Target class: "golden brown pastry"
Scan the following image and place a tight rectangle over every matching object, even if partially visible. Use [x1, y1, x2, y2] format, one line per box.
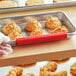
[49, 58, 70, 64]
[7, 67, 23, 76]
[25, 19, 42, 32]
[25, 0, 44, 6]
[70, 63, 76, 75]
[8, 31, 23, 41]
[53, 0, 71, 3]
[14, 63, 36, 68]
[22, 73, 35, 76]
[40, 62, 57, 72]
[40, 71, 67, 76]
[46, 17, 62, 29]
[2, 22, 21, 35]
[30, 29, 45, 36]
[0, 0, 9, 1]
[0, 1, 17, 8]
[51, 26, 69, 33]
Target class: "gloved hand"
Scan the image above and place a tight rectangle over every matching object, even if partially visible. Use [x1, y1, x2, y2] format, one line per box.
[0, 32, 13, 56]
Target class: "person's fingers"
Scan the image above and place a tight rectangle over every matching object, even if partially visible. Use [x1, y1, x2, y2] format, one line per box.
[0, 33, 4, 44]
[0, 45, 13, 54]
[2, 43, 12, 48]
[0, 32, 10, 44]
[0, 50, 8, 56]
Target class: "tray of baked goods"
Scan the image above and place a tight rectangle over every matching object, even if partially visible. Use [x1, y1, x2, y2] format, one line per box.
[0, 11, 76, 46]
[0, 0, 76, 13]
[0, 57, 76, 76]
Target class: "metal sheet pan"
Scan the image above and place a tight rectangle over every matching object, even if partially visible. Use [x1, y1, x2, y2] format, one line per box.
[0, 57, 76, 76]
[0, 0, 76, 13]
[0, 11, 76, 46]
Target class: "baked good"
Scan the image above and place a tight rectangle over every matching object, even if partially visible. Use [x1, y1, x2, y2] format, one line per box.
[40, 71, 67, 76]
[25, 0, 44, 6]
[2, 22, 21, 35]
[14, 63, 36, 68]
[53, 0, 71, 3]
[51, 26, 69, 33]
[8, 31, 23, 41]
[49, 58, 70, 64]
[70, 63, 76, 75]
[45, 17, 62, 29]
[25, 20, 42, 32]
[40, 62, 57, 72]
[0, 1, 17, 8]
[30, 29, 45, 36]
[22, 73, 34, 76]
[7, 67, 23, 76]
[0, 0, 9, 1]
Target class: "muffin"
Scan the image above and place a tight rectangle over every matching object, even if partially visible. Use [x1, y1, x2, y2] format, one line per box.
[53, 0, 71, 3]
[40, 71, 67, 76]
[46, 17, 62, 29]
[0, 1, 17, 8]
[2, 22, 21, 35]
[8, 31, 23, 41]
[7, 67, 23, 76]
[40, 62, 57, 72]
[70, 63, 76, 75]
[22, 73, 35, 76]
[51, 26, 69, 33]
[25, 0, 44, 6]
[25, 20, 42, 32]
[30, 29, 45, 36]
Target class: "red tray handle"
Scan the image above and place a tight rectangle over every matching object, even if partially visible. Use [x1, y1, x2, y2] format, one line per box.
[16, 33, 67, 46]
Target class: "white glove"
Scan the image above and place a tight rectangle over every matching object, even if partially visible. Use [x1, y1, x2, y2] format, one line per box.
[0, 32, 13, 56]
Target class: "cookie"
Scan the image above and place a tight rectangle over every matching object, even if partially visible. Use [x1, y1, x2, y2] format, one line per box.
[45, 17, 62, 29]
[25, 19, 42, 32]
[0, 1, 17, 8]
[53, 0, 71, 3]
[22, 73, 34, 76]
[30, 29, 45, 36]
[2, 22, 21, 35]
[51, 26, 69, 33]
[7, 67, 23, 76]
[8, 31, 23, 41]
[40, 71, 67, 76]
[25, 0, 44, 6]
[70, 63, 76, 75]
[40, 62, 57, 72]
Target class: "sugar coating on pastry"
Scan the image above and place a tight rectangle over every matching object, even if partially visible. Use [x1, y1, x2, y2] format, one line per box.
[70, 63, 76, 75]
[46, 17, 62, 29]
[25, 20, 42, 32]
[22, 73, 35, 76]
[52, 26, 69, 33]
[0, 1, 17, 8]
[8, 31, 23, 41]
[40, 70, 67, 76]
[7, 67, 23, 76]
[30, 29, 45, 36]
[2, 22, 21, 35]
[40, 62, 57, 72]
[53, 0, 71, 3]
[26, 0, 44, 6]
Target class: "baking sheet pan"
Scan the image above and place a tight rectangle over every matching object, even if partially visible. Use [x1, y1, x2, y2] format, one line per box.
[0, 57, 76, 76]
[0, 0, 76, 13]
[0, 11, 75, 46]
